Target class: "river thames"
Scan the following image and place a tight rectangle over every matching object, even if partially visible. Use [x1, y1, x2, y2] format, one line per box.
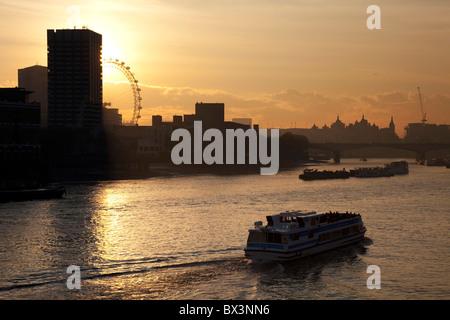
[0, 159, 449, 300]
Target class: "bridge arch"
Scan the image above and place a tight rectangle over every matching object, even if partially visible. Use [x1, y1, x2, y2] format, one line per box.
[308, 143, 450, 163]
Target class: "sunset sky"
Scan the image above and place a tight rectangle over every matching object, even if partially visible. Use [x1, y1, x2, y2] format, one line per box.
[1, 0, 449, 135]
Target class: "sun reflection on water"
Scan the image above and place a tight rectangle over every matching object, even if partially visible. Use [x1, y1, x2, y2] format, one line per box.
[91, 188, 129, 261]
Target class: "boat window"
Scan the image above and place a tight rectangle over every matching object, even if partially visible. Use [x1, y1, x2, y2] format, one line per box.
[248, 232, 266, 243]
[319, 233, 332, 242]
[295, 218, 305, 227]
[267, 233, 282, 244]
[319, 225, 362, 243]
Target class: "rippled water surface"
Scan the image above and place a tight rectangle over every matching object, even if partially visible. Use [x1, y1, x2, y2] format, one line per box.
[1, 159, 449, 299]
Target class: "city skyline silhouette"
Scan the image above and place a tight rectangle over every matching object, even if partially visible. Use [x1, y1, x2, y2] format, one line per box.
[1, 1, 450, 305]
[0, 1, 449, 135]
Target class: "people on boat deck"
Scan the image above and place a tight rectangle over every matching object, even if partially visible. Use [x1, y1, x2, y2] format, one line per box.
[324, 211, 359, 223]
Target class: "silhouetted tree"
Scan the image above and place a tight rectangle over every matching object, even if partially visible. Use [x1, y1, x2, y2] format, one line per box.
[279, 132, 309, 164]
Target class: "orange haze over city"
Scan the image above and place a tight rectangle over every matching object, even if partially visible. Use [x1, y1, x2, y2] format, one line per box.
[1, 0, 449, 136]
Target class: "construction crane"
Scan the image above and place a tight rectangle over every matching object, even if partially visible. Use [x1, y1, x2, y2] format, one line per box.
[417, 87, 427, 124]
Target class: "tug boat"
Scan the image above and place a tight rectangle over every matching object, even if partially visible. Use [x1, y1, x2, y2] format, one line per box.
[244, 210, 366, 262]
[384, 161, 409, 174]
[351, 166, 394, 178]
[425, 158, 448, 167]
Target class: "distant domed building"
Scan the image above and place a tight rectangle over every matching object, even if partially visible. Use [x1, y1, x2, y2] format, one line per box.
[280, 115, 400, 144]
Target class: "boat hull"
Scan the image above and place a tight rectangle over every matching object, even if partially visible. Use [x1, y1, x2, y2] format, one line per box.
[244, 229, 366, 262]
[299, 169, 351, 180]
[0, 186, 66, 202]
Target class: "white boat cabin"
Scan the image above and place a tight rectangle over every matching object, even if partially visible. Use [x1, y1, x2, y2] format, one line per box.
[256, 210, 326, 230]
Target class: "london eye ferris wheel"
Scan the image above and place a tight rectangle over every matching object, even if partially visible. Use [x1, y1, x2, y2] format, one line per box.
[102, 58, 142, 125]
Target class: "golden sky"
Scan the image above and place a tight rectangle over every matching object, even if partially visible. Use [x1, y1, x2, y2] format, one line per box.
[1, 0, 449, 135]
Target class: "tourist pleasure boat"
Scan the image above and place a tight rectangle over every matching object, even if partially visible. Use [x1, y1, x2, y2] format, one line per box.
[244, 210, 366, 262]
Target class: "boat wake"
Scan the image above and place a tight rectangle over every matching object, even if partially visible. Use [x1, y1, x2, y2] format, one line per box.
[0, 241, 371, 297]
[0, 246, 247, 294]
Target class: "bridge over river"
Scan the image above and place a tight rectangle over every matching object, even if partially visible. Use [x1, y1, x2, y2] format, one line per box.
[308, 143, 450, 163]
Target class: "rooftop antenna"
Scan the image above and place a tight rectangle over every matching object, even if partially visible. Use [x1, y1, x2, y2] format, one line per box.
[417, 87, 427, 124]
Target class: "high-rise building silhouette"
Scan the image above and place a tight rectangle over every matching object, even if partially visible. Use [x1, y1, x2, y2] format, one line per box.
[0, 88, 45, 189]
[47, 28, 102, 127]
[195, 102, 224, 129]
[18, 65, 48, 128]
